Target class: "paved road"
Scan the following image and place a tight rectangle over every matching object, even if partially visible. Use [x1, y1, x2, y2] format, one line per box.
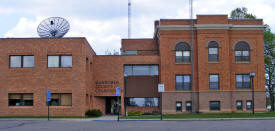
[0, 119, 275, 131]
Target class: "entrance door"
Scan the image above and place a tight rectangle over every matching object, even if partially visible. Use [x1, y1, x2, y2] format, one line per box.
[105, 97, 119, 115]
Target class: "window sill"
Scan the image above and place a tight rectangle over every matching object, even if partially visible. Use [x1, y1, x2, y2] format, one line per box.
[47, 68, 73, 71]
[175, 90, 192, 92]
[235, 61, 251, 64]
[208, 61, 220, 63]
[49, 106, 72, 108]
[236, 88, 251, 91]
[209, 89, 220, 91]
[209, 110, 220, 112]
[9, 67, 34, 69]
[175, 63, 191, 65]
[47, 67, 72, 68]
[8, 106, 33, 108]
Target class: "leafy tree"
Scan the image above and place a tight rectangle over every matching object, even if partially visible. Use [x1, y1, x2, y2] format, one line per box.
[264, 25, 275, 112]
[230, 7, 256, 19]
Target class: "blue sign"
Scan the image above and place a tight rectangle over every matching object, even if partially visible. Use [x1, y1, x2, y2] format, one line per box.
[116, 87, 120, 96]
[46, 90, 51, 102]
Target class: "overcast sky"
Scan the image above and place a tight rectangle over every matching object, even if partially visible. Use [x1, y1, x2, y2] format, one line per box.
[1, 0, 274, 54]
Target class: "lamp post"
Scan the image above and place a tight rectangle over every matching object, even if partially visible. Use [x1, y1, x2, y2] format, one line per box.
[250, 72, 256, 114]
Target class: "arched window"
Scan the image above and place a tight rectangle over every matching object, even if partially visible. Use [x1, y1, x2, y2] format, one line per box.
[234, 41, 250, 62]
[175, 42, 191, 63]
[208, 41, 219, 62]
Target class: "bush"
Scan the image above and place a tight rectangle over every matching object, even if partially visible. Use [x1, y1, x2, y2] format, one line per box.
[152, 111, 160, 115]
[128, 110, 143, 116]
[143, 112, 152, 115]
[85, 109, 102, 117]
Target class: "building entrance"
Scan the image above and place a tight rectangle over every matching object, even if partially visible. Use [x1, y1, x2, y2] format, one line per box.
[105, 97, 120, 115]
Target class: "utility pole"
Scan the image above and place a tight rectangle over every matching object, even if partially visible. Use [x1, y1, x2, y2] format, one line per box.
[189, 0, 197, 113]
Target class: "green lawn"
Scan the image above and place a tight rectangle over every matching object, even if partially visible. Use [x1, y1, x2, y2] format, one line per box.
[0, 116, 86, 119]
[120, 112, 275, 119]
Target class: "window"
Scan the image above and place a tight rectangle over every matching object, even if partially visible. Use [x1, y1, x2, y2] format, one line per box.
[186, 101, 192, 112]
[175, 42, 191, 63]
[49, 93, 72, 106]
[236, 100, 243, 110]
[236, 74, 250, 89]
[210, 101, 220, 111]
[246, 100, 252, 110]
[234, 41, 250, 62]
[176, 101, 182, 112]
[48, 55, 72, 68]
[122, 50, 137, 55]
[124, 65, 159, 76]
[209, 74, 219, 90]
[8, 93, 33, 106]
[126, 98, 158, 107]
[176, 75, 191, 90]
[10, 55, 34, 68]
[208, 41, 219, 62]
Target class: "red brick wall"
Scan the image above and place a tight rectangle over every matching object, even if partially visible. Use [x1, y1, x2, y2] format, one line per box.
[0, 38, 93, 116]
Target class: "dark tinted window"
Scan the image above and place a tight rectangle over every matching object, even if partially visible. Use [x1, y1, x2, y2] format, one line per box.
[236, 100, 243, 110]
[124, 65, 159, 76]
[186, 101, 192, 112]
[127, 98, 158, 107]
[176, 101, 182, 112]
[210, 101, 220, 111]
[246, 100, 252, 110]
[9, 93, 33, 106]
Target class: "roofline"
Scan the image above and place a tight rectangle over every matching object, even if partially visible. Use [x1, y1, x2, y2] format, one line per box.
[228, 19, 263, 21]
[121, 38, 154, 40]
[196, 14, 228, 16]
[0, 37, 86, 39]
[160, 19, 196, 21]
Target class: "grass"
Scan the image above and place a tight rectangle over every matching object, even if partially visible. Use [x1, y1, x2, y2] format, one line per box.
[0, 116, 90, 119]
[120, 112, 275, 119]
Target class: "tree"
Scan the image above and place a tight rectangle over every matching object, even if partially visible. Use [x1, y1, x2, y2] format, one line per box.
[105, 49, 120, 55]
[230, 7, 256, 19]
[264, 25, 275, 112]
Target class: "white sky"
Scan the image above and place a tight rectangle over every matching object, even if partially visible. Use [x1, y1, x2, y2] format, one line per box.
[0, 0, 274, 54]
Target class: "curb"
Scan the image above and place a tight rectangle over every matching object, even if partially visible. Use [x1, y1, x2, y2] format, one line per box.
[1, 117, 275, 122]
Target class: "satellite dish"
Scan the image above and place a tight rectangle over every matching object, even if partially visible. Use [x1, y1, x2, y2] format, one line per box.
[37, 17, 70, 38]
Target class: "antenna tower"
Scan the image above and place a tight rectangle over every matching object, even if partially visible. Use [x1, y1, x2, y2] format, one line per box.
[128, 0, 131, 38]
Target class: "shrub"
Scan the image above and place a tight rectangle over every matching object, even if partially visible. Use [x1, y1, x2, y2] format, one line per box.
[143, 112, 152, 115]
[85, 109, 102, 117]
[152, 111, 160, 115]
[128, 110, 143, 116]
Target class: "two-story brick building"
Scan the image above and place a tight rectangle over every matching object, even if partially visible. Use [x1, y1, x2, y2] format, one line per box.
[0, 15, 266, 116]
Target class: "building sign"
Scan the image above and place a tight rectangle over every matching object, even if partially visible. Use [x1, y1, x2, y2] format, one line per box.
[46, 90, 51, 102]
[158, 84, 165, 92]
[95, 81, 119, 94]
[116, 87, 120, 96]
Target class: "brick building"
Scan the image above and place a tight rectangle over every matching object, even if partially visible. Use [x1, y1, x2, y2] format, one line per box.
[0, 15, 266, 116]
